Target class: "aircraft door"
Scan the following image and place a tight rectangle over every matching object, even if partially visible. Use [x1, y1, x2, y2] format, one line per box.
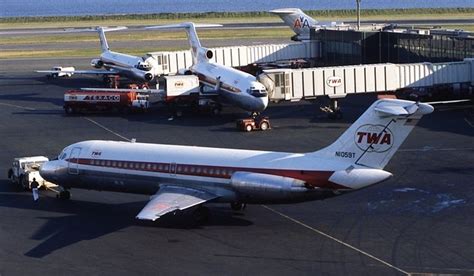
[273, 73, 291, 101]
[169, 162, 177, 176]
[68, 147, 81, 174]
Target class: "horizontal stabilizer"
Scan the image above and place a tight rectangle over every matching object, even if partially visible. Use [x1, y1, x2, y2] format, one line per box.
[269, 8, 304, 14]
[145, 23, 222, 30]
[97, 26, 128, 32]
[374, 101, 433, 117]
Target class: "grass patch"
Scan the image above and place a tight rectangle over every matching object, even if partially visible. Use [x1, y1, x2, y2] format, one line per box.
[0, 47, 191, 59]
[0, 28, 294, 45]
[0, 8, 473, 29]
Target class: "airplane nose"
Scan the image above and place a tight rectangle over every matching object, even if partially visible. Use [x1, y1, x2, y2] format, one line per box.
[39, 161, 59, 182]
[254, 96, 269, 112]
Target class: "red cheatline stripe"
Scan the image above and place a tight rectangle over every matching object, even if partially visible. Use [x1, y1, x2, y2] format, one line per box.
[67, 158, 347, 189]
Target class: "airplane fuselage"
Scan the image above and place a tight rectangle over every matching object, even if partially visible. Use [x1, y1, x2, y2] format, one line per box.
[192, 62, 268, 112]
[40, 140, 361, 204]
[99, 51, 156, 81]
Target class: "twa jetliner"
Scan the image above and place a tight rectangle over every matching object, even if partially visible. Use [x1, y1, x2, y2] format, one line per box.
[37, 27, 160, 83]
[270, 8, 344, 41]
[146, 22, 269, 113]
[40, 99, 433, 222]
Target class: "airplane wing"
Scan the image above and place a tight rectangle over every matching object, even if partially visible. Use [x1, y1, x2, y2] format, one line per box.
[136, 185, 218, 221]
[36, 69, 119, 75]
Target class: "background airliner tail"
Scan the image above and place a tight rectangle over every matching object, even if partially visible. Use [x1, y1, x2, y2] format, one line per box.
[269, 8, 317, 35]
[95, 26, 127, 53]
[310, 99, 433, 169]
[146, 23, 222, 64]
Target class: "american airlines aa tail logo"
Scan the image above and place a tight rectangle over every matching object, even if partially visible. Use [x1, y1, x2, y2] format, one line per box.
[355, 124, 393, 153]
[293, 16, 311, 29]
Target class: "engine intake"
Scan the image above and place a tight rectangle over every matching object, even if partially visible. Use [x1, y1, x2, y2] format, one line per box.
[144, 72, 154, 81]
[197, 48, 213, 61]
[91, 58, 103, 68]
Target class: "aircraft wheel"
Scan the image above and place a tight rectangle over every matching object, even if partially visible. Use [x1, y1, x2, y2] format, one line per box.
[192, 205, 209, 224]
[259, 121, 269, 131]
[230, 202, 245, 211]
[57, 190, 71, 200]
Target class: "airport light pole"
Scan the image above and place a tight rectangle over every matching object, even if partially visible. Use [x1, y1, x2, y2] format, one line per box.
[356, 0, 361, 30]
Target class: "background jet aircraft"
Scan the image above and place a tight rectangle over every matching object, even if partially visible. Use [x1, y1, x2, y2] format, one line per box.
[146, 22, 269, 113]
[37, 27, 161, 83]
[270, 8, 344, 41]
[40, 99, 433, 223]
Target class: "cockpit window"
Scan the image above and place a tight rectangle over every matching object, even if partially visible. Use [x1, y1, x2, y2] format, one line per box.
[249, 89, 268, 98]
[59, 151, 67, 160]
[137, 61, 152, 71]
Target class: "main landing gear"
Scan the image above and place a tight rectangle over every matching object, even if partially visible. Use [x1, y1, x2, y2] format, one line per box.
[56, 187, 71, 200]
[230, 202, 246, 211]
[192, 205, 209, 224]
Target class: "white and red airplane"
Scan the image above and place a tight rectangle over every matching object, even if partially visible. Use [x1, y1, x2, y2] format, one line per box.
[40, 99, 433, 222]
[146, 22, 269, 113]
[37, 27, 160, 82]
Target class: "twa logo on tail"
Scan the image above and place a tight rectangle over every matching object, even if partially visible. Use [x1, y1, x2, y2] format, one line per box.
[293, 16, 311, 29]
[355, 124, 393, 153]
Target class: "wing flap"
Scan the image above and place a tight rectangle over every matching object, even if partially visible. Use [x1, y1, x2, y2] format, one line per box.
[136, 185, 218, 221]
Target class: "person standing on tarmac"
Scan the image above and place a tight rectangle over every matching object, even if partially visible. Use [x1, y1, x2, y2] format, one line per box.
[31, 178, 39, 202]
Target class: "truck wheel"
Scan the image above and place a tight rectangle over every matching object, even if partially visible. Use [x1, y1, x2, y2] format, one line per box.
[211, 107, 221, 116]
[245, 124, 253, 132]
[65, 106, 75, 115]
[259, 121, 269, 131]
[7, 169, 13, 179]
[19, 175, 30, 191]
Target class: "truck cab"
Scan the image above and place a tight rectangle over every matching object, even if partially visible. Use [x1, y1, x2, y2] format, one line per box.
[8, 156, 56, 190]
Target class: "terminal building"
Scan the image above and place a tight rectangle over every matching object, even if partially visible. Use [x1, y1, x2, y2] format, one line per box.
[312, 25, 474, 66]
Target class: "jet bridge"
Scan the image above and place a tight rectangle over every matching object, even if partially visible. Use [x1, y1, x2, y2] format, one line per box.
[261, 58, 474, 102]
[147, 41, 318, 75]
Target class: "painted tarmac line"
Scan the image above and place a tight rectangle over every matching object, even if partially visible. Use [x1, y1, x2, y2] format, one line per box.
[0, 102, 36, 110]
[262, 205, 410, 276]
[464, 117, 474, 128]
[83, 117, 130, 142]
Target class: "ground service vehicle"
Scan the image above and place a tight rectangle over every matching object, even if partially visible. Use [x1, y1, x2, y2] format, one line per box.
[237, 116, 271, 132]
[158, 75, 222, 116]
[46, 66, 75, 78]
[8, 156, 56, 190]
[64, 90, 149, 114]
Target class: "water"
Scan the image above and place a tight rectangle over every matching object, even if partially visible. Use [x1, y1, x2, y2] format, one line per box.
[1, 0, 473, 18]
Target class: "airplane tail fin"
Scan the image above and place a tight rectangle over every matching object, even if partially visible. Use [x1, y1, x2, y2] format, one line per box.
[146, 22, 222, 64]
[310, 99, 434, 170]
[95, 26, 127, 53]
[269, 8, 317, 36]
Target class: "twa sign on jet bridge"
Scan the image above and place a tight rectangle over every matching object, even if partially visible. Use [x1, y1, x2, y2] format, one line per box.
[355, 124, 393, 153]
[326, 76, 343, 87]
